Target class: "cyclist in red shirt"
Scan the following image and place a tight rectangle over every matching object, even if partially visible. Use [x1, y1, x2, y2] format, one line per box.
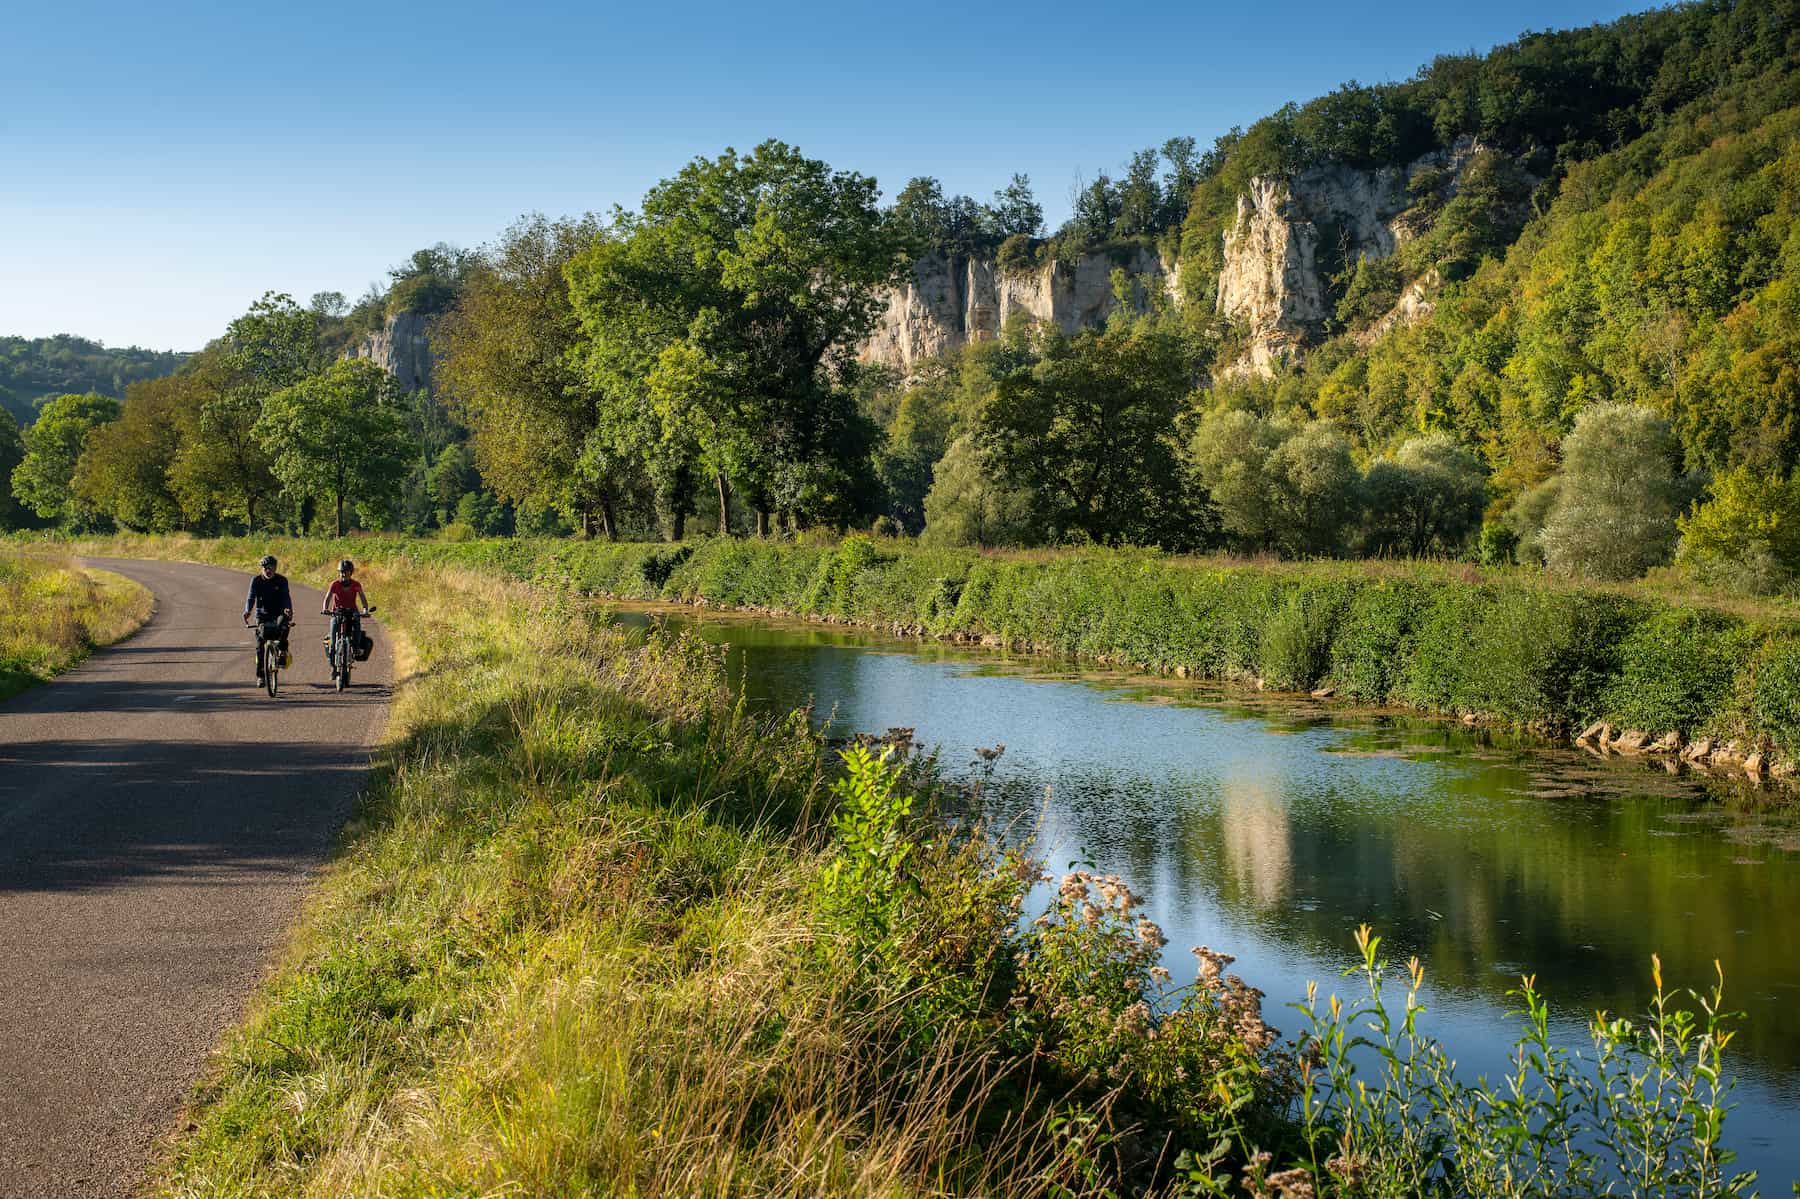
[320, 558, 373, 661]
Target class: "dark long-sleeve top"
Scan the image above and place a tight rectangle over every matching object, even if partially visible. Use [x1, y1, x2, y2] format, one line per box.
[245, 572, 293, 618]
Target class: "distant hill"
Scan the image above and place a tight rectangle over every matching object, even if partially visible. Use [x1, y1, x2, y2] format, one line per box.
[0, 335, 188, 426]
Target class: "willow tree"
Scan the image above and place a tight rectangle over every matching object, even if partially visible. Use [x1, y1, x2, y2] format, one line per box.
[565, 140, 906, 536]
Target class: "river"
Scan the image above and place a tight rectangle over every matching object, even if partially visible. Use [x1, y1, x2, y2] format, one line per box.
[615, 603, 1800, 1184]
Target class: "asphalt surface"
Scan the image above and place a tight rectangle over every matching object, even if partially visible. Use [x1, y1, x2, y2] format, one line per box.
[0, 558, 391, 1198]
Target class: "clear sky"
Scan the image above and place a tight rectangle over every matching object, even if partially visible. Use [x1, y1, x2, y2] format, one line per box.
[3, 0, 1651, 351]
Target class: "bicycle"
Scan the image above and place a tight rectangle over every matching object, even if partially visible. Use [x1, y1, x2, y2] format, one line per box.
[326, 606, 375, 692]
[255, 615, 291, 698]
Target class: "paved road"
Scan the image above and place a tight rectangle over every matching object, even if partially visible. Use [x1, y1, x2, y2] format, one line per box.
[0, 558, 391, 1198]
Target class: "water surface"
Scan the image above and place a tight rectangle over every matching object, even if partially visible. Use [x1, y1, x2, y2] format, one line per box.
[616, 604, 1800, 1182]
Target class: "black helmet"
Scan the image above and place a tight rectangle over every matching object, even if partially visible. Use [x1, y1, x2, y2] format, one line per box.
[338, 559, 354, 573]
[259, 554, 277, 569]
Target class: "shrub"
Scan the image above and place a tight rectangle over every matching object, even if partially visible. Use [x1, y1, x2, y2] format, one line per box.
[1328, 579, 1423, 702]
[1604, 608, 1755, 735]
[1259, 582, 1352, 690]
[1748, 636, 1800, 757]
[1541, 403, 1682, 580]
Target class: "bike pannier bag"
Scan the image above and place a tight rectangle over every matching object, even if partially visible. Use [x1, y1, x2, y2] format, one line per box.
[355, 632, 373, 661]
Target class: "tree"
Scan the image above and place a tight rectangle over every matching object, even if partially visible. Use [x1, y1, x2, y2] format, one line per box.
[1540, 402, 1682, 580]
[977, 323, 1199, 546]
[1160, 137, 1200, 227]
[1066, 173, 1118, 244]
[71, 374, 189, 531]
[11, 393, 119, 524]
[1190, 409, 1287, 550]
[1674, 467, 1800, 590]
[921, 435, 1032, 547]
[567, 141, 908, 536]
[1358, 433, 1488, 556]
[1115, 149, 1162, 238]
[0, 408, 27, 529]
[436, 214, 643, 537]
[166, 347, 284, 530]
[254, 360, 412, 536]
[1267, 420, 1362, 556]
[991, 174, 1044, 238]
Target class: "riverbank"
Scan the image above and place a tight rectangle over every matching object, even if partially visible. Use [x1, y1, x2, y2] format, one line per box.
[313, 535, 1800, 781]
[54, 536, 1765, 1195]
[0, 549, 152, 701]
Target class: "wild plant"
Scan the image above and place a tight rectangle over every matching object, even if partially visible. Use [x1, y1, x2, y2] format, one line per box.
[1254, 925, 1763, 1198]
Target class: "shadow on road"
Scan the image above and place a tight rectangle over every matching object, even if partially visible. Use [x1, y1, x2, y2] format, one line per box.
[0, 736, 376, 895]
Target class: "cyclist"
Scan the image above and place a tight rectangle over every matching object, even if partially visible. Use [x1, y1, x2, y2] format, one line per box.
[243, 554, 294, 684]
[320, 559, 373, 663]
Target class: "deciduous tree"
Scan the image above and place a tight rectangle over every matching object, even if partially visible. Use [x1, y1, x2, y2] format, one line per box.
[254, 360, 412, 536]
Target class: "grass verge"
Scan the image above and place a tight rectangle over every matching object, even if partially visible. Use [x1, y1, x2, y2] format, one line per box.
[0, 548, 153, 702]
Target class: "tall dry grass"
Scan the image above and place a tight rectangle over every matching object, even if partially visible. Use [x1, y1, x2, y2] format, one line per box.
[0, 548, 152, 701]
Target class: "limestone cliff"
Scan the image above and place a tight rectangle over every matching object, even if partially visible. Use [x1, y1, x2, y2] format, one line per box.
[1215, 140, 1479, 374]
[348, 309, 435, 394]
[860, 245, 1170, 374]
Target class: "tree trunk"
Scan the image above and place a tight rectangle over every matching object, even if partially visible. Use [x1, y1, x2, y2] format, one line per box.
[716, 472, 731, 536]
[334, 492, 344, 538]
[671, 508, 686, 541]
[579, 508, 591, 539]
[755, 509, 769, 538]
[245, 493, 257, 535]
[600, 497, 617, 542]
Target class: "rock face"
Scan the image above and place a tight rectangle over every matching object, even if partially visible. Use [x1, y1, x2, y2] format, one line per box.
[349, 309, 435, 394]
[1215, 140, 1479, 375]
[860, 245, 1169, 374]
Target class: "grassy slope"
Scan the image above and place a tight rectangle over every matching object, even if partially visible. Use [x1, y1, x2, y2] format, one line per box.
[0, 549, 153, 701]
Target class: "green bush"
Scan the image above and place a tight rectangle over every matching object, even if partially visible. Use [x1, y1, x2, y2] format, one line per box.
[1328, 580, 1422, 702]
[1748, 636, 1800, 757]
[1259, 581, 1353, 690]
[1604, 608, 1756, 735]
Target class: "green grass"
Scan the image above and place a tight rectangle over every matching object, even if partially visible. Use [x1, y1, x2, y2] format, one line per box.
[0, 549, 152, 701]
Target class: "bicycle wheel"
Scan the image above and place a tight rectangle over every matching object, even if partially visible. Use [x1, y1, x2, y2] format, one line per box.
[265, 642, 279, 698]
[335, 632, 349, 691]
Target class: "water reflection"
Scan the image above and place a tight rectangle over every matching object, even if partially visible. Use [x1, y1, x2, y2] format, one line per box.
[612, 605, 1800, 1181]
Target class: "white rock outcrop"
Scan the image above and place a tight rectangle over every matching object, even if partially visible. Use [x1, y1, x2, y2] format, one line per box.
[860, 245, 1170, 374]
[1215, 140, 1480, 375]
[349, 309, 434, 394]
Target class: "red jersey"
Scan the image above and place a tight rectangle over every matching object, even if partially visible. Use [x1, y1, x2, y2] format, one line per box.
[325, 578, 365, 610]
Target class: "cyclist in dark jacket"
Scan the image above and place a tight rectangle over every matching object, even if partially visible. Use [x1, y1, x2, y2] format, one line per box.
[243, 554, 294, 683]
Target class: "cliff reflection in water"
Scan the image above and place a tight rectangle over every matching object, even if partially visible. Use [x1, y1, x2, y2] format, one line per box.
[613, 606, 1800, 1171]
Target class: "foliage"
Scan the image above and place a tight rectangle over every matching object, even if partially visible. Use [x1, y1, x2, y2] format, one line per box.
[436, 213, 640, 538]
[0, 334, 185, 427]
[254, 360, 413, 536]
[10, 392, 120, 525]
[1357, 434, 1487, 558]
[0, 409, 27, 529]
[920, 434, 1033, 548]
[1677, 466, 1800, 589]
[1541, 403, 1684, 580]
[567, 140, 905, 535]
[977, 321, 1201, 547]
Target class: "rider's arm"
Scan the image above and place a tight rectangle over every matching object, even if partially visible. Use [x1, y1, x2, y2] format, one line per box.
[244, 577, 256, 624]
[359, 583, 371, 612]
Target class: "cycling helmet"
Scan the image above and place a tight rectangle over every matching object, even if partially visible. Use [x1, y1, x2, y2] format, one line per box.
[260, 554, 277, 569]
[338, 559, 354, 573]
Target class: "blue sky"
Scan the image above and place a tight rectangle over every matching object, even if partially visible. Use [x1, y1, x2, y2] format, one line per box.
[3, 0, 1649, 351]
